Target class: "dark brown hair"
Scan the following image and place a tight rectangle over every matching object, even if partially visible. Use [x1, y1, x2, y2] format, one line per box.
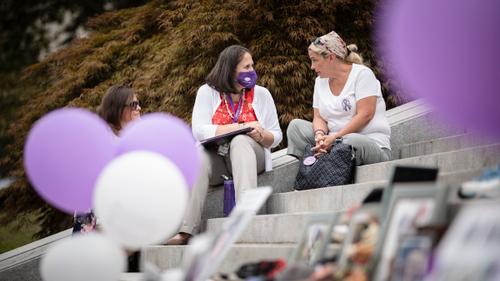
[206, 45, 250, 93]
[97, 85, 135, 134]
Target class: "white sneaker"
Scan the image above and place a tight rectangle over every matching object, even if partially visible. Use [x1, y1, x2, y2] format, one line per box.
[460, 165, 500, 198]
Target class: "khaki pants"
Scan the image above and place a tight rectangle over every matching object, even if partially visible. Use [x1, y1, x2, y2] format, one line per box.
[179, 135, 265, 234]
[286, 119, 391, 165]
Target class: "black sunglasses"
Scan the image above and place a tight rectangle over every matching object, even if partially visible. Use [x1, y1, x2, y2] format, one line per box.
[313, 37, 333, 54]
[127, 100, 140, 110]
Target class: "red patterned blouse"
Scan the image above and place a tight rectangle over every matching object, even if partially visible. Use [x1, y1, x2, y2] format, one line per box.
[211, 88, 258, 125]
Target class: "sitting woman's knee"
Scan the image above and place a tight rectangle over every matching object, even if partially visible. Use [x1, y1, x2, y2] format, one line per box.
[342, 133, 365, 146]
[231, 134, 253, 146]
[287, 119, 306, 135]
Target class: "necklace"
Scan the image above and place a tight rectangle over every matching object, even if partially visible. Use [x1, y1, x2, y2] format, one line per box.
[224, 91, 246, 123]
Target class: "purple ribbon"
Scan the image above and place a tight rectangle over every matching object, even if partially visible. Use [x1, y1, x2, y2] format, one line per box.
[342, 98, 352, 112]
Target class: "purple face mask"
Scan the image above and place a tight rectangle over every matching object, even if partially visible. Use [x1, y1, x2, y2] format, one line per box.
[236, 70, 258, 89]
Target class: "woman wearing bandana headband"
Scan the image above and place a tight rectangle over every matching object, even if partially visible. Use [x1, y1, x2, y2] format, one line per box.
[287, 31, 391, 166]
[166, 45, 282, 245]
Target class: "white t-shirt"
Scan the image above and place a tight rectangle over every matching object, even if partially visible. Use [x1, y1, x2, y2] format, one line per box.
[313, 64, 391, 149]
[192, 84, 283, 171]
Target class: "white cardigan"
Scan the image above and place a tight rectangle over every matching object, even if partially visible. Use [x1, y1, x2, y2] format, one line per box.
[192, 84, 283, 171]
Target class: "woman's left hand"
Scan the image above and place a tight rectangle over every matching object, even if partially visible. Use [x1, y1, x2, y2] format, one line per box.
[313, 134, 336, 157]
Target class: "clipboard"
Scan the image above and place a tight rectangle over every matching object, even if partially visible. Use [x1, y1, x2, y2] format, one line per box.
[199, 126, 253, 148]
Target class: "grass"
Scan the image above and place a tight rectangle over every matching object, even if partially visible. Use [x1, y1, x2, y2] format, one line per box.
[0, 211, 42, 254]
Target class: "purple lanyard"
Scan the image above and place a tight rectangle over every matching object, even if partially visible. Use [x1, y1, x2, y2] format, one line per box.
[226, 93, 244, 123]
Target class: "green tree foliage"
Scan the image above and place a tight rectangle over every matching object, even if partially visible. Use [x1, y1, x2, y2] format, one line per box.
[0, 0, 147, 73]
[0, 0, 147, 177]
[0, 0, 408, 238]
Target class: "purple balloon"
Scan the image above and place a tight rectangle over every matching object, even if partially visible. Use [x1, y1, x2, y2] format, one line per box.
[117, 113, 201, 190]
[377, 0, 500, 138]
[24, 108, 116, 213]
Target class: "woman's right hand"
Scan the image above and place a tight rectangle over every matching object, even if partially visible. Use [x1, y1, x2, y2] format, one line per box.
[312, 109, 330, 157]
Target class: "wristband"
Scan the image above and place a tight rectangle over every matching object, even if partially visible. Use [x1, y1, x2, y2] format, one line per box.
[314, 129, 327, 135]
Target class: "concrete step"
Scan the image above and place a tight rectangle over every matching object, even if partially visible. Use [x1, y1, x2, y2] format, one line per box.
[267, 168, 485, 215]
[356, 143, 500, 183]
[385, 99, 466, 159]
[206, 169, 485, 245]
[267, 181, 379, 215]
[119, 273, 142, 281]
[141, 244, 294, 274]
[206, 212, 315, 244]
[399, 133, 499, 158]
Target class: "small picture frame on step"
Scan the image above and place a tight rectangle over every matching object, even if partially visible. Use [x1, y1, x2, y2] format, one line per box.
[289, 212, 339, 266]
[371, 183, 439, 281]
[428, 202, 500, 279]
[380, 165, 439, 221]
[337, 203, 382, 270]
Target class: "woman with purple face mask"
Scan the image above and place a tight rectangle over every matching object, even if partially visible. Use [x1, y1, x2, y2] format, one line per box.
[166, 45, 282, 245]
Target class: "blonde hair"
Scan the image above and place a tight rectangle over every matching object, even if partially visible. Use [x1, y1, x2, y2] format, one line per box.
[345, 44, 364, 64]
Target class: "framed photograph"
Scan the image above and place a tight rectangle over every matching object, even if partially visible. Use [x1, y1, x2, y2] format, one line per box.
[380, 166, 439, 220]
[372, 183, 438, 281]
[289, 212, 339, 266]
[391, 234, 433, 281]
[337, 203, 382, 270]
[429, 201, 500, 280]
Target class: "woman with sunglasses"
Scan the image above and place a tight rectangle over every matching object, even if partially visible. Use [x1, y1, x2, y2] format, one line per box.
[72, 85, 141, 234]
[97, 85, 141, 135]
[166, 45, 282, 245]
[287, 31, 391, 165]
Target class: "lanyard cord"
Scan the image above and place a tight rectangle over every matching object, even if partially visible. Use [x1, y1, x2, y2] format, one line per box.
[224, 91, 246, 123]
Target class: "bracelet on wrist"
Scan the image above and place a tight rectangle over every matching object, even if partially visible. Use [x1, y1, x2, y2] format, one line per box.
[314, 129, 327, 135]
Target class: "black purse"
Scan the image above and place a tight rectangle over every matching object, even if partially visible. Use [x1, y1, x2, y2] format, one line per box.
[294, 139, 356, 190]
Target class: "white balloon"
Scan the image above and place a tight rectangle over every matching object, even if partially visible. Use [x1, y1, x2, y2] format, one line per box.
[40, 233, 126, 281]
[94, 151, 188, 249]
